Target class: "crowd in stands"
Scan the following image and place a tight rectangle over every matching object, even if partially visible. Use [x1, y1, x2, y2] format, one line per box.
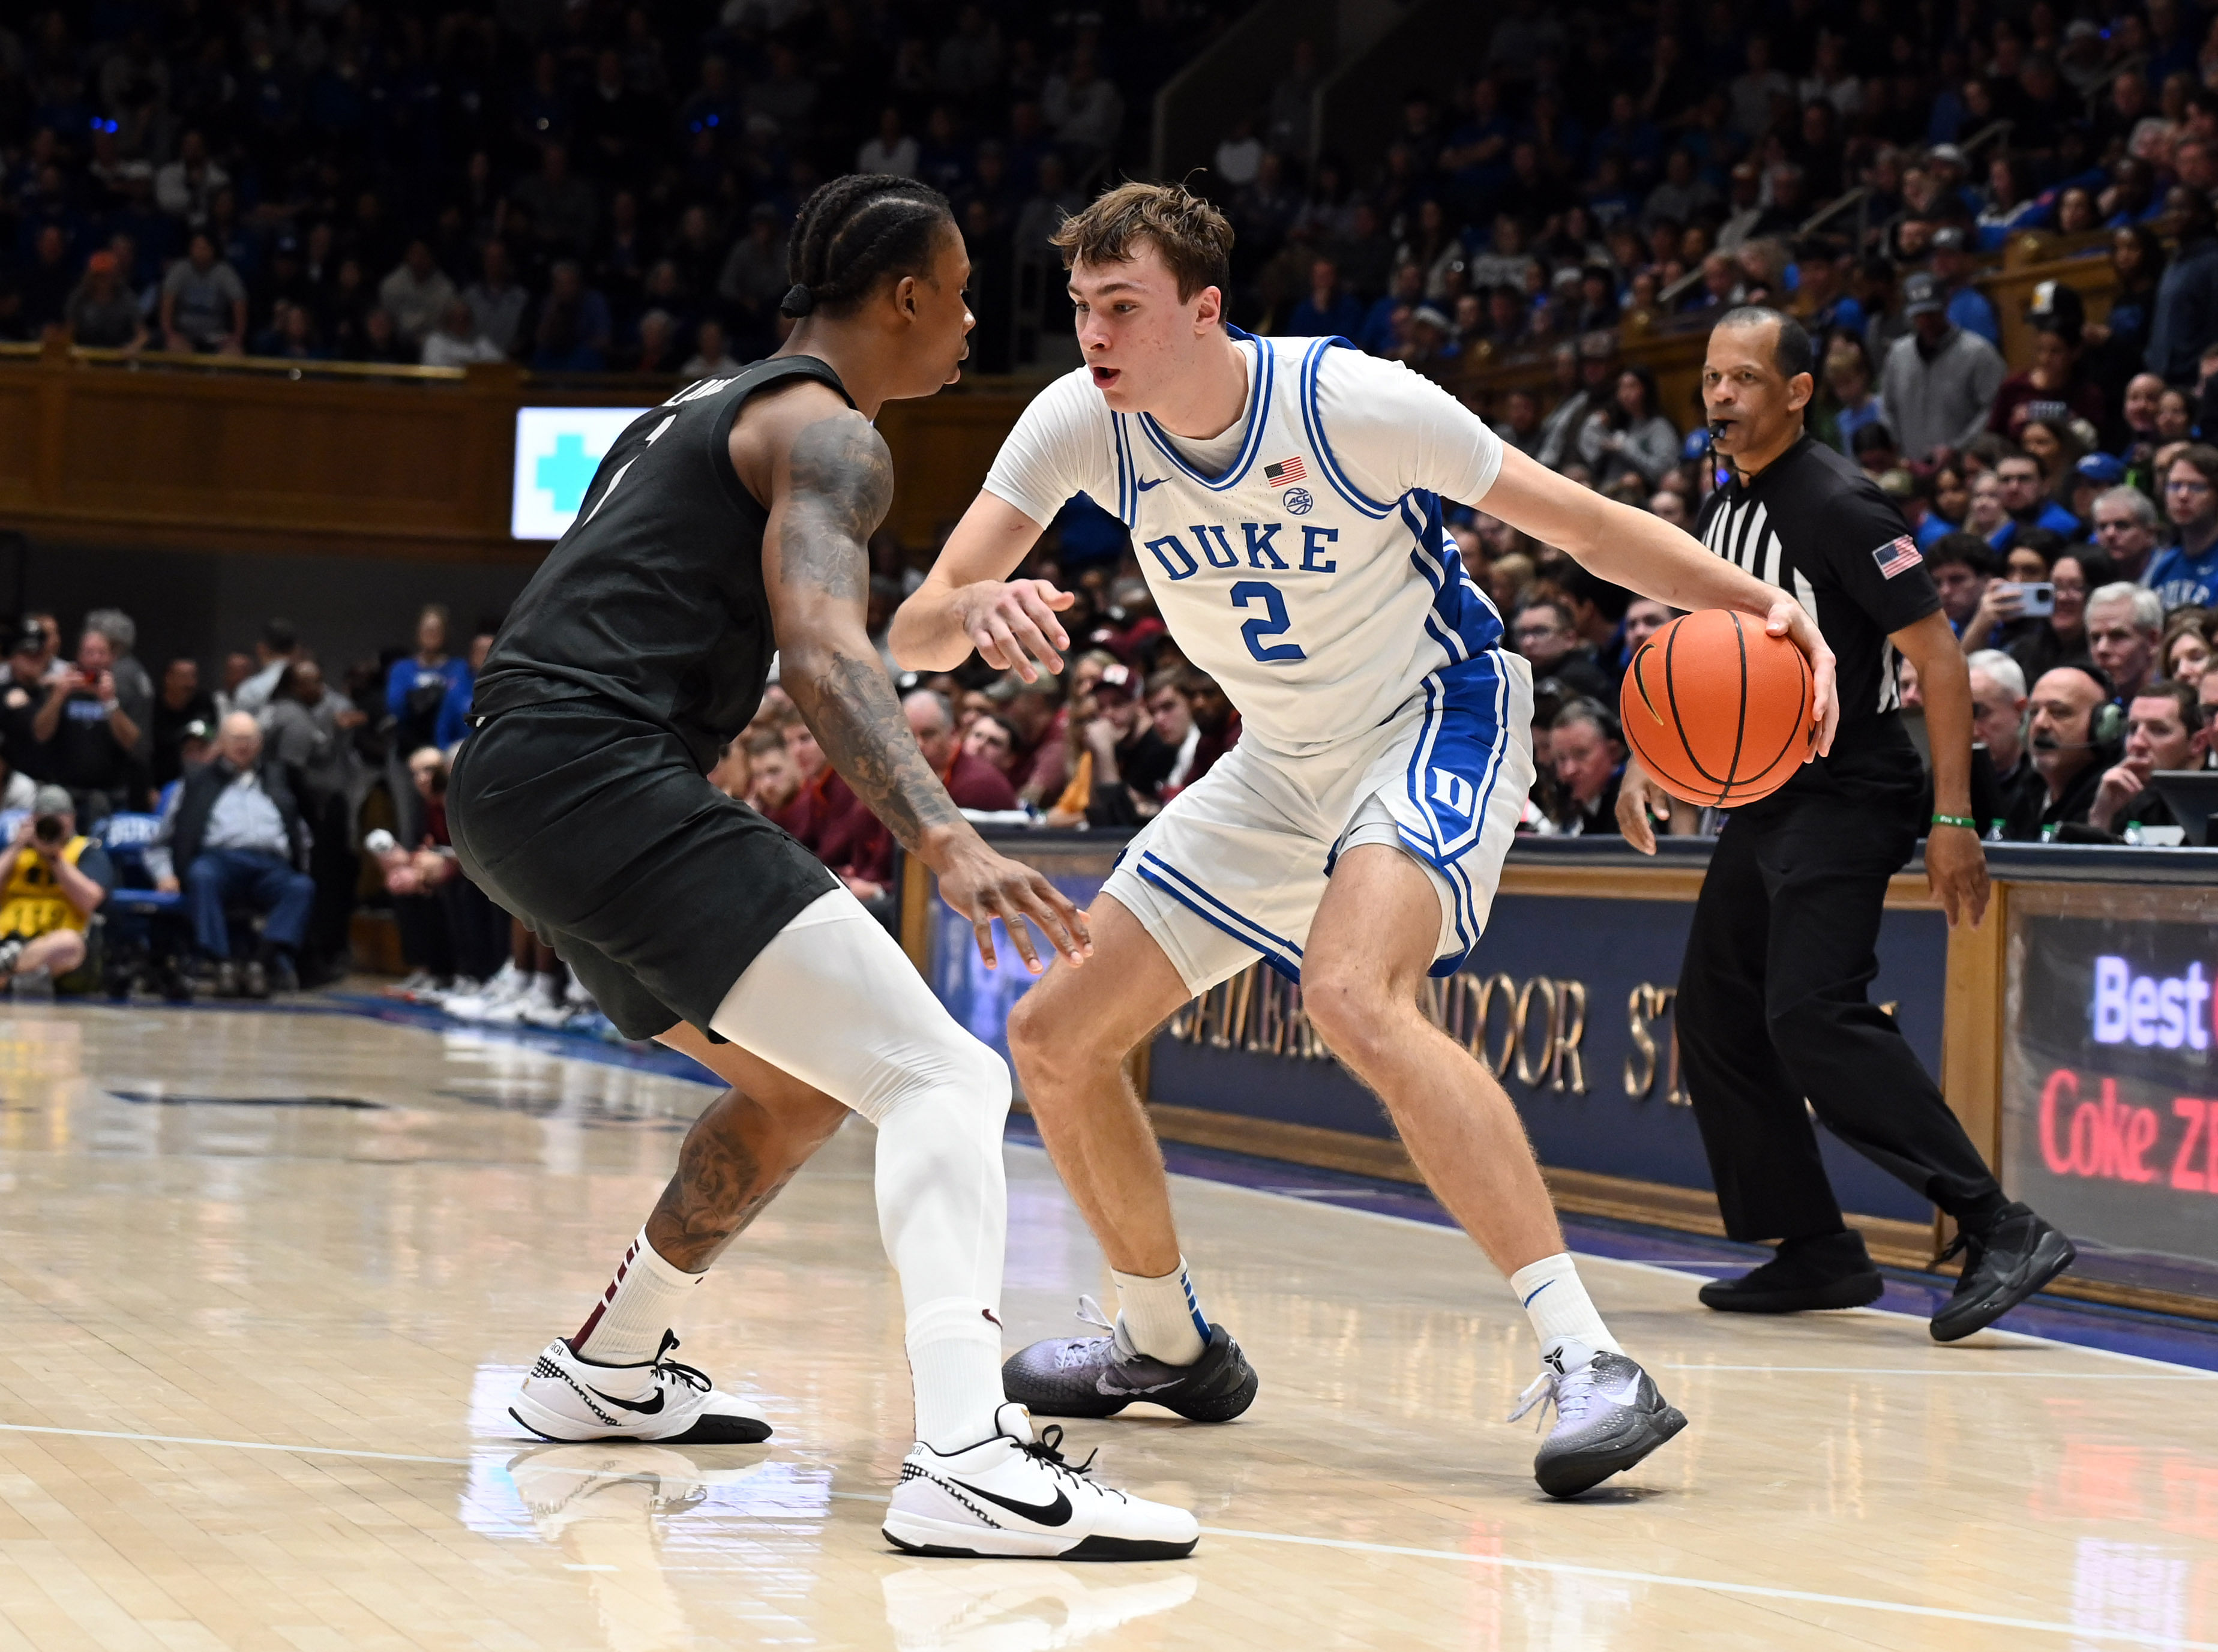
[10, 2, 2218, 1009]
[0, 567, 1258, 1016]
[0, 599, 522, 1006]
[1180, 0, 2218, 847]
[0, 1, 1220, 373]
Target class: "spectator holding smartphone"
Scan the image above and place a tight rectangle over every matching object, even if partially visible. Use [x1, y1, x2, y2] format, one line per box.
[32, 626, 142, 823]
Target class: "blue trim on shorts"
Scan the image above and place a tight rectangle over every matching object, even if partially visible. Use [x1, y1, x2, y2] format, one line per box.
[1393, 653, 1515, 977]
[1134, 852, 1304, 982]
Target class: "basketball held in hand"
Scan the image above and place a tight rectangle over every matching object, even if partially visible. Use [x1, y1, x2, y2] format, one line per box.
[1619, 610, 1815, 807]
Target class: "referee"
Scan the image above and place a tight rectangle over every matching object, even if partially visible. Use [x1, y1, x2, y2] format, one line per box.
[1619, 307, 2075, 1342]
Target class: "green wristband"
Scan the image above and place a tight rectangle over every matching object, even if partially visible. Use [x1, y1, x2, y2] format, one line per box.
[1931, 814, 1978, 831]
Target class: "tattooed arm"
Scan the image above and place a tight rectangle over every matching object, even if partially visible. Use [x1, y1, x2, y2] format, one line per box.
[747, 394, 1090, 971]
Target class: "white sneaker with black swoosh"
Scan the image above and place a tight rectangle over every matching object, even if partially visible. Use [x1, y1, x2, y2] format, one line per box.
[882, 1402, 1198, 1561]
[509, 1330, 772, 1445]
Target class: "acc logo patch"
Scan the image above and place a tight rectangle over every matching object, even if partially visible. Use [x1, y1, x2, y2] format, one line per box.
[1282, 487, 1314, 515]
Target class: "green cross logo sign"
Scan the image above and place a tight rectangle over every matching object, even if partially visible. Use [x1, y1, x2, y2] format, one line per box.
[534, 433, 599, 515]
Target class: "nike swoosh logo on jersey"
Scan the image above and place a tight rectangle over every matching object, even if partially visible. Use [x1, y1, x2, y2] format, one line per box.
[952, 1478, 1073, 1526]
[1135, 475, 1168, 490]
[586, 1385, 666, 1416]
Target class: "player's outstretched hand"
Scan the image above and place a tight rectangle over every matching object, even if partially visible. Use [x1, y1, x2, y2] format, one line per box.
[1763, 598, 1839, 758]
[953, 578, 1075, 682]
[1616, 757, 1671, 855]
[937, 838, 1093, 973]
[1924, 823, 1991, 930]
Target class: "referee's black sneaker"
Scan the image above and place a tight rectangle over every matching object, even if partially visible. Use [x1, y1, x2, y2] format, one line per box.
[1002, 1297, 1258, 1422]
[1698, 1230, 1885, 1314]
[1929, 1202, 2078, 1343]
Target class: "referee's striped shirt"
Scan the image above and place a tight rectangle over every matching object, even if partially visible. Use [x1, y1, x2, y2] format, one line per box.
[1692, 434, 1943, 746]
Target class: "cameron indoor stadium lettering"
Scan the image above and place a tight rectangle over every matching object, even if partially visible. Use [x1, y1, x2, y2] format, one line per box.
[2037, 1068, 2218, 1191]
[1164, 964, 1694, 1105]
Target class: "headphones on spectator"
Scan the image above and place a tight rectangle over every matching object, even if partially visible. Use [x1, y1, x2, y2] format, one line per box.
[2050, 661, 2124, 745]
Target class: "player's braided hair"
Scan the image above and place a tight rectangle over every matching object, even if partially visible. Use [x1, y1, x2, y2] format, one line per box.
[779, 175, 955, 319]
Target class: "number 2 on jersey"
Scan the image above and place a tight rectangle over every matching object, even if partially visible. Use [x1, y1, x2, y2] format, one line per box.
[1231, 581, 1305, 664]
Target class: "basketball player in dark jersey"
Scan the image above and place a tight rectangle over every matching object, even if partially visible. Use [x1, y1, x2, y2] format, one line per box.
[448, 176, 1197, 1560]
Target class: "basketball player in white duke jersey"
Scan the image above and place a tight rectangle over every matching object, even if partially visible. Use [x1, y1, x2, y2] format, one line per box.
[892, 183, 1839, 1497]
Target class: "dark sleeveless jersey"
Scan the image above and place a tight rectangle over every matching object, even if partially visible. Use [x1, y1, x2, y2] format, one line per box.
[472, 355, 853, 772]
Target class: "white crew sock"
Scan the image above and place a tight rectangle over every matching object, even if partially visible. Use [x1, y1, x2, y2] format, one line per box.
[1113, 1257, 1209, 1365]
[907, 1300, 1008, 1454]
[1509, 1254, 1622, 1356]
[572, 1227, 706, 1365]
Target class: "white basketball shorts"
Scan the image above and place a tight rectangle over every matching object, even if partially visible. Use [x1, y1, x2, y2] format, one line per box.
[1099, 650, 1535, 995]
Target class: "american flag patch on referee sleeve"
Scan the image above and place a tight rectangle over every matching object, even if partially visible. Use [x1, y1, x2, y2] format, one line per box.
[1872, 536, 1923, 578]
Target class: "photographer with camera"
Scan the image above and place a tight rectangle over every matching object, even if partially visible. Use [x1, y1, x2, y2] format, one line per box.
[0, 786, 115, 992]
[32, 626, 143, 824]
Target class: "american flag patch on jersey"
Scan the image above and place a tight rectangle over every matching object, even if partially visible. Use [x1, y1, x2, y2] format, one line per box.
[1872, 535, 1923, 578]
[1264, 455, 1308, 485]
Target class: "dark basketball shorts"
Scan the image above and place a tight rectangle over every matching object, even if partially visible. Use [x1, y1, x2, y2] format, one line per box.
[448, 700, 837, 1042]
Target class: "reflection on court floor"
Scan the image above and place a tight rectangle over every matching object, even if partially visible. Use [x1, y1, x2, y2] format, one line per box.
[0, 1001, 2212, 1650]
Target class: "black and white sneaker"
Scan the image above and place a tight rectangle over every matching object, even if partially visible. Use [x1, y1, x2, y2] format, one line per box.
[1507, 1338, 1688, 1499]
[1929, 1202, 2078, 1342]
[883, 1402, 1198, 1560]
[1002, 1297, 1258, 1422]
[0, 938, 23, 978]
[510, 1330, 772, 1445]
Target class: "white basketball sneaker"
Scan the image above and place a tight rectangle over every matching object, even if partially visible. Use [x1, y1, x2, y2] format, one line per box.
[510, 1331, 771, 1446]
[1507, 1338, 1688, 1498]
[883, 1402, 1198, 1561]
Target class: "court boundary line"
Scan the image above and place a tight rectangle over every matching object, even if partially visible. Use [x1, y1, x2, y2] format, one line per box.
[1194, 1526, 2218, 1650]
[0, 1423, 473, 1465]
[1653, 1363, 2218, 1378]
[4, 1420, 2211, 1649]
[1116, 1147, 2217, 1376]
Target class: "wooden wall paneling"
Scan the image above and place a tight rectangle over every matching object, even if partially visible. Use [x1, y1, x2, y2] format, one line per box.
[876, 391, 1036, 547]
[0, 374, 40, 508]
[1941, 883, 2010, 1168]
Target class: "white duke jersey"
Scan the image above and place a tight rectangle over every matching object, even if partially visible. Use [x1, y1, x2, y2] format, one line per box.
[984, 329, 1507, 756]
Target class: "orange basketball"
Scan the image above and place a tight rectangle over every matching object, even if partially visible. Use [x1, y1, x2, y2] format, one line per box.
[1618, 610, 1814, 807]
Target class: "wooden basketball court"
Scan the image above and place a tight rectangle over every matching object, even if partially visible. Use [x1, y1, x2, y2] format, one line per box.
[0, 1000, 2211, 1651]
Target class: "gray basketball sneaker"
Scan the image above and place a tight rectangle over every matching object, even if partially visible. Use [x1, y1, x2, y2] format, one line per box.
[1507, 1338, 1688, 1498]
[1002, 1297, 1258, 1422]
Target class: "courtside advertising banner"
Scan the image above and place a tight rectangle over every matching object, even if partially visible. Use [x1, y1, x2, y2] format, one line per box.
[2003, 890, 2218, 1300]
[511, 406, 651, 540]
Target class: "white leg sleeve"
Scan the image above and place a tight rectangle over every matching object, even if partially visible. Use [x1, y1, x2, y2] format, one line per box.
[710, 888, 1010, 1447]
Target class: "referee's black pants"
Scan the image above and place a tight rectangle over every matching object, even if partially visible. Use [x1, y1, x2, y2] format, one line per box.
[1676, 792, 2003, 1242]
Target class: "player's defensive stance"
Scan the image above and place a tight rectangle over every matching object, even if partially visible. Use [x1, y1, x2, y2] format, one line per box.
[449, 176, 1196, 1560]
[892, 183, 1841, 1498]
